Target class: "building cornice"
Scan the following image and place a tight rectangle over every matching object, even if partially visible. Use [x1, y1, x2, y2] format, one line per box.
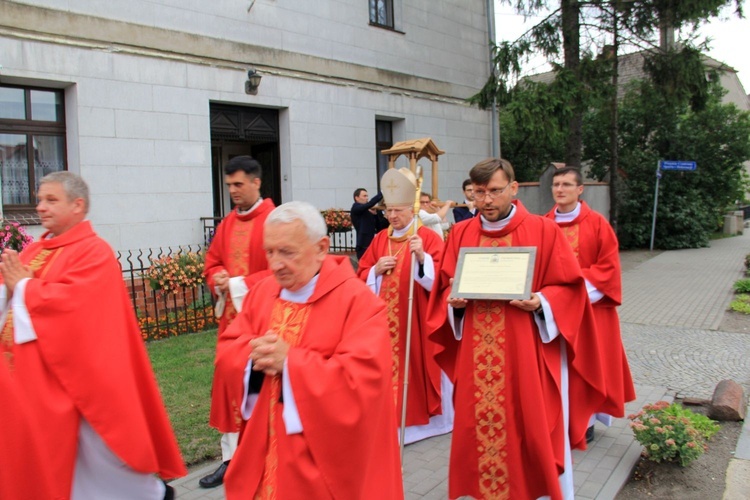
[0, 0, 480, 104]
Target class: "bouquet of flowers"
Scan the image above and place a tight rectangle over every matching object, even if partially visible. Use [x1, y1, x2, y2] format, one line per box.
[144, 251, 206, 294]
[0, 220, 34, 252]
[321, 208, 353, 232]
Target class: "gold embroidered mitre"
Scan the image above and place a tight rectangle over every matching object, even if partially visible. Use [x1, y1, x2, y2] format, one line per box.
[381, 167, 417, 207]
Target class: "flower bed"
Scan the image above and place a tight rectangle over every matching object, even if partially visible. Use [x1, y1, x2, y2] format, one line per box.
[321, 208, 353, 232]
[139, 303, 217, 341]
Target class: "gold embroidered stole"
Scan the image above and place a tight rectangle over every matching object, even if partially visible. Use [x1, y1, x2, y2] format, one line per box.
[472, 233, 512, 499]
[1, 248, 62, 370]
[380, 233, 410, 409]
[223, 217, 256, 325]
[255, 299, 311, 500]
[560, 224, 580, 258]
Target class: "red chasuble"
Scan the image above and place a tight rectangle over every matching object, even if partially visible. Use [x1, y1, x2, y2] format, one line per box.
[545, 201, 636, 416]
[1, 221, 186, 499]
[428, 201, 606, 500]
[221, 255, 403, 500]
[356, 224, 444, 427]
[0, 362, 54, 499]
[205, 198, 275, 432]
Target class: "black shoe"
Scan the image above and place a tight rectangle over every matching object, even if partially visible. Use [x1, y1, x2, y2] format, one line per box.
[162, 482, 175, 500]
[586, 425, 595, 443]
[198, 460, 230, 489]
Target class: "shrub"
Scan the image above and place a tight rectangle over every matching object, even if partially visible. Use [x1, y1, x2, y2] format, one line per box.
[321, 209, 353, 232]
[0, 220, 34, 252]
[629, 401, 720, 467]
[732, 278, 750, 293]
[138, 304, 217, 341]
[745, 253, 750, 276]
[144, 251, 206, 294]
[729, 294, 750, 314]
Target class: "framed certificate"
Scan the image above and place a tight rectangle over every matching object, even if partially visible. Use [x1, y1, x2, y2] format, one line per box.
[451, 247, 537, 300]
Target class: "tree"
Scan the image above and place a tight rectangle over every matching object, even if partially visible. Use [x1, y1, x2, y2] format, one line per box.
[472, 0, 743, 243]
[585, 79, 750, 249]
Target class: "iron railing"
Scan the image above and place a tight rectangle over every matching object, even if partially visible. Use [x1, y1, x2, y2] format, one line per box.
[200, 213, 357, 254]
[118, 211, 358, 341]
[117, 246, 216, 341]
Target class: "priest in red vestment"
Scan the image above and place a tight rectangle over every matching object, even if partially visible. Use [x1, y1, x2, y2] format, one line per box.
[201, 155, 275, 488]
[0, 359, 53, 499]
[545, 167, 636, 440]
[357, 167, 452, 444]
[428, 158, 606, 500]
[219, 201, 403, 499]
[0, 172, 185, 500]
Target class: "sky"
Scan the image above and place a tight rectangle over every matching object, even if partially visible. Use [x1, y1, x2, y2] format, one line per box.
[493, 1, 750, 92]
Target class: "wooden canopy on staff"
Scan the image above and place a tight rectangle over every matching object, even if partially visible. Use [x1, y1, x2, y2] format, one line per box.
[381, 138, 445, 200]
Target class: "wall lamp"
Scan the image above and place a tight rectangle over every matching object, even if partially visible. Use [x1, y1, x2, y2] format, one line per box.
[245, 68, 262, 95]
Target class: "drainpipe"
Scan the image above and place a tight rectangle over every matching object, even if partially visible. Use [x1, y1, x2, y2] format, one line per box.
[486, 0, 501, 158]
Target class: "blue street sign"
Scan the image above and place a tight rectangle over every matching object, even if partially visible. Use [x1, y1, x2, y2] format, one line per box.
[659, 160, 697, 171]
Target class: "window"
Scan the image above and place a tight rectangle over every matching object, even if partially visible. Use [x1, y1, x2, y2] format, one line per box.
[0, 85, 66, 219]
[375, 120, 393, 187]
[369, 0, 394, 29]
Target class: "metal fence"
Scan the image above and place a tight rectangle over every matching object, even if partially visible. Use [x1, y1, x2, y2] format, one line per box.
[117, 246, 216, 341]
[120, 212, 356, 341]
[201, 213, 357, 254]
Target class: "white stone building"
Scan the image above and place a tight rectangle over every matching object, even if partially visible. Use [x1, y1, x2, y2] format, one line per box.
[0, 0, 495, 250]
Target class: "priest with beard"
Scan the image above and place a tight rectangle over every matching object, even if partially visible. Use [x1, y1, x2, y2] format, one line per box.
[428, 158, 606, 500]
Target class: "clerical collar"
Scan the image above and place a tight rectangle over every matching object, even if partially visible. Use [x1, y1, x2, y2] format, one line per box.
[555, 202, 581, 223]
[481, 204, 515, 231]
[280, 274, 320, 303]
[237, 197, 263, 216]
[391, 218, 416, 238]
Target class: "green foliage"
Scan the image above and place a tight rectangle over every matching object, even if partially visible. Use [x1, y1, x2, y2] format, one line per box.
[148, 330, 221, 465]
[629, 401, 720, 467]
[745, 253, 750, 275]
[586, 77, 750, 249]
[732, 278, 750, 293]
[729, 294, 750, 314]
[496, 79, 570, 180]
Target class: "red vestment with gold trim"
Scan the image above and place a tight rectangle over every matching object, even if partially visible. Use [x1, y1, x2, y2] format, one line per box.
[356, 225, 444, 427]
[545, 201, 636, 416]
[222, 255, 403, 499]
[428, 201, 606, 500]
[205, 198, 275, 432]
[0, 221, 186, 499]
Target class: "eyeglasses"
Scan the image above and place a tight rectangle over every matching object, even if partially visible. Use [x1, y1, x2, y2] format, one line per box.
[473, 183, 511, 201]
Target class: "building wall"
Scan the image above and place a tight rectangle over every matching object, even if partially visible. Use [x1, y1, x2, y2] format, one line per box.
[0, 1, 493, 250]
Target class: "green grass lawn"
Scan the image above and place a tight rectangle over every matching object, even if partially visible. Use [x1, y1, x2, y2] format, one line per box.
[147, 330, 221, 465]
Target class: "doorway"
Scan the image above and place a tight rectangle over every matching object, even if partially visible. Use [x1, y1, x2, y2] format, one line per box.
[209, 104, 281, 217]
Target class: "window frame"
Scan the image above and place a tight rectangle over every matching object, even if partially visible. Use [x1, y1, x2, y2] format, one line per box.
[375, 119, 393, 190]
[0, 84, 67, 219]
[369, 0, 395, 30]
